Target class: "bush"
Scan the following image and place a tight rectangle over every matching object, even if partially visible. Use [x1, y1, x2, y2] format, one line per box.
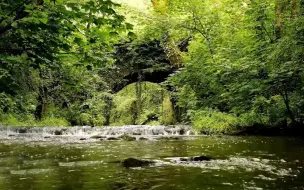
[0, 113, 69, 127]
[192, 109, 238, 134]
[36, 117, 69, 127]
[191, 105, 287, 135]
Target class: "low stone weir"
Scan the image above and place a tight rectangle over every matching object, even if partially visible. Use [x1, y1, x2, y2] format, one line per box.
[0, 125, 193, 142]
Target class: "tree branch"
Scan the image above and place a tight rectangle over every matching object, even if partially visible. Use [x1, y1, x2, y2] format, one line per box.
[0, 0, 31, 24]
[64, 18, 87, 37]
[261, 24, 273, 42]
[189, 8, 215, 61]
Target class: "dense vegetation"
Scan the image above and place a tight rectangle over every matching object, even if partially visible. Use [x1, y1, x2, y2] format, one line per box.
[0, 0, 304, 134]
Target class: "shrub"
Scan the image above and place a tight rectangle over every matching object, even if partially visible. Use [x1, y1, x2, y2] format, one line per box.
[192, 109, 238, 134]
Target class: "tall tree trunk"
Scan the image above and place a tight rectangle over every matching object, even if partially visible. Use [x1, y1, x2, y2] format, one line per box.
[280, 91, 296, 123]
[35, 68, 48, 120]
[275, 0, 285, 39]
[291, 0, 299, 18]
[135, 70, 143, 124]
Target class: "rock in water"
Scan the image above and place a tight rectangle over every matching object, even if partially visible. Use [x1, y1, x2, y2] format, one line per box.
[107, 137, 120, 141]
[122, 158, 155, 168]
[54, 130, 62, 135]
[119, 134, 136, 141]
[90, 135, 106, 139]
[18, 128, 27, 133]
[157, 136, 182, 141]
[180, 156, 212, 162]
[192, 156, 212, 161]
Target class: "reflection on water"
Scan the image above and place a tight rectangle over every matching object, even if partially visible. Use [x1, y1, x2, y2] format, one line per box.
[0, 136, 304, 190]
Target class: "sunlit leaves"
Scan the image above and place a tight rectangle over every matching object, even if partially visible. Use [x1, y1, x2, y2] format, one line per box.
[166, 0, 304, 125]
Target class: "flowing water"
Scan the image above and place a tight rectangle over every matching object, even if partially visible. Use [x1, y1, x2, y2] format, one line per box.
[0, 126, 304, 190]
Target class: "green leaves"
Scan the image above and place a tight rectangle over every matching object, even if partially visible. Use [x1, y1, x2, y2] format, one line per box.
[1, 0, 303, 128]
[166, 0, 304, 127]
[0, 0, 129, 122]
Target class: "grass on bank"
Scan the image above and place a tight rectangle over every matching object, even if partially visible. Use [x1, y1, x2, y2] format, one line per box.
[191, 108, 296, 135]
[0, 114, 69, 127]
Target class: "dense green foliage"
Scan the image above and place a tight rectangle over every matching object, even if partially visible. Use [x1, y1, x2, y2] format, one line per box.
[0, 0, 129, 126]
[111, 82, 175, 126]
[1, 0, 304, 134]
[152, 0, 304, 133]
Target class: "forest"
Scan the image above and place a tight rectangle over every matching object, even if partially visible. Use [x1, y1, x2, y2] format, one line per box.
[0, 0, 304, 135]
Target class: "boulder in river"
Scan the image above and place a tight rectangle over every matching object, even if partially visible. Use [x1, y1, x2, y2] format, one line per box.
[122, 158, 155, 168]
[18, 128, 27, 133]
[132, 132, 142, 136]
[107, 137, 120, 141]
[180, 156, 213, 162]
[54, 130, 62, 135]
[119, 134, 136, 141]
[90, 135, 106, 139]
[157, 136, 182, 141]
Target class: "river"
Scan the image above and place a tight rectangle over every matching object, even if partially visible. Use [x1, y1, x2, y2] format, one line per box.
[0, 135, 303, 190]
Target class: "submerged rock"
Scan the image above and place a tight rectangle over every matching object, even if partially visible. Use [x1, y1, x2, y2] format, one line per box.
[139, 137, 149, 141]
[90, 135, 106, 139]
[166, 156, 213, 163]
[157, 136, 182, 141]
[107, 137, 120, 141]
[180, 156, 213, 162]
[122, 158, 155, 168]
[119, 134, 136, 141]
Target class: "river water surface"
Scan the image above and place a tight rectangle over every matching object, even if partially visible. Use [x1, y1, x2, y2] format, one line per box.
[0, 136, 304, 190]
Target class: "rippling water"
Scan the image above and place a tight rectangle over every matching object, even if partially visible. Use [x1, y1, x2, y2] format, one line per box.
[0, 136, 303, 190]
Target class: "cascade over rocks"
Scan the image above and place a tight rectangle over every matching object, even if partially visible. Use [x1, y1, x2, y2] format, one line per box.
[0, 125, 193, 142]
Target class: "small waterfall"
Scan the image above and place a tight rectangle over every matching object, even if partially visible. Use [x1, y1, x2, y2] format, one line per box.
[0, 125, 193, 141]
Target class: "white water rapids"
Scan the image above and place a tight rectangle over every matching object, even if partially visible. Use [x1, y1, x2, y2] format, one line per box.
[0, 125, 193, 142]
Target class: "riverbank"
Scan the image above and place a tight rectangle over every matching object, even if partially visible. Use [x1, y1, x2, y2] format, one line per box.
[231, 124, 304, 137]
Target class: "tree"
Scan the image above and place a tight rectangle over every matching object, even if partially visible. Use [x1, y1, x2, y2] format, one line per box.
[0, 0, 128, 122]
